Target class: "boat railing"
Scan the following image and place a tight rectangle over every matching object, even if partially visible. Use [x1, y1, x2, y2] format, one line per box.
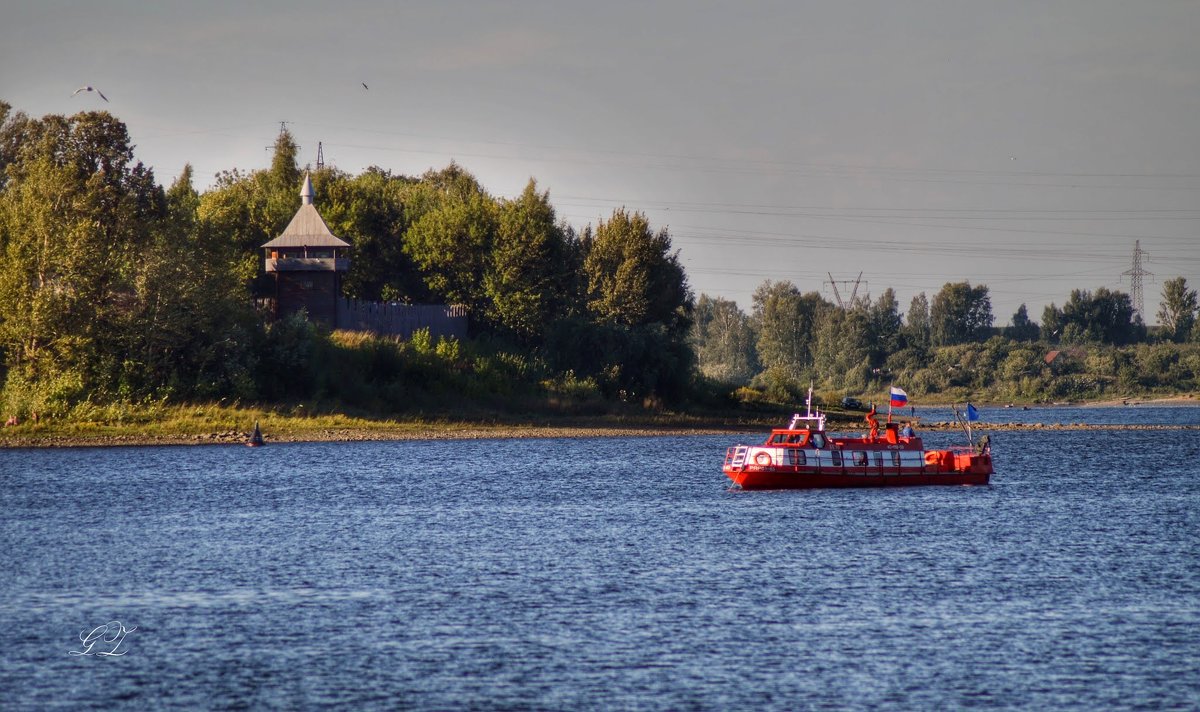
[725, 446, 749, 469]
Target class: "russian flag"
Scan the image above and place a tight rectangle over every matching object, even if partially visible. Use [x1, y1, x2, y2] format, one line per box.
[889, 386, 908, 408]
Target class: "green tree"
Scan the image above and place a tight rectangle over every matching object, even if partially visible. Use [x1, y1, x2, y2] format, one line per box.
[1059, 287, 1143, 345]
[196, 129, 307, 289]
[559, 208, 694, 401]
[1157, 277, 1197, 343]
[0, 101, 34, 193]
[316, 166, 425, 303]
[751, 281, 827, 376]
[867, 288, 903, 364]
[582, 208, 691, 334]
[124, 166, 257, 398]
[809, 306, 871, 390]
[0, 111, 163, 404]
[1005, 303, 1040, 342]
[692, 294, 758, 385]
[902, 292, 931, 349]
[930, 281, 993, 345]
[484, 180, 575, 342]
[1041, 303, 1063, 342]
[403, 165, 498, 315]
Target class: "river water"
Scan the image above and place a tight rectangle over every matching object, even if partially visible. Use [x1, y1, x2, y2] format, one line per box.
[2, 407, 1198, 710]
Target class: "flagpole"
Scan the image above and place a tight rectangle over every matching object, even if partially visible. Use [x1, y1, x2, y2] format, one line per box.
[952, 405, 972, 447]
[887, 384, 893, 424]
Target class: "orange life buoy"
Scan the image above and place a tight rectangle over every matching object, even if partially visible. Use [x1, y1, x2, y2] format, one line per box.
[754, 451, 772, 466]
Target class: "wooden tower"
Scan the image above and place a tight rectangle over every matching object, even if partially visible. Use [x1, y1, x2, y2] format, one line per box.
[261, 174, 351, 326]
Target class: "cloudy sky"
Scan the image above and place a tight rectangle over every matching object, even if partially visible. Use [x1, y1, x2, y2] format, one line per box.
[3, 0, 1198, 324]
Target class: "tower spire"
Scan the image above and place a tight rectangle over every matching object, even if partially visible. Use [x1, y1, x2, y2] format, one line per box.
[300, 172, 314, 206]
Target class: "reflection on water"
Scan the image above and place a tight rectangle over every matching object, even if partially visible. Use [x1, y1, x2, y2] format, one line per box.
[2, 408, 1199, 710]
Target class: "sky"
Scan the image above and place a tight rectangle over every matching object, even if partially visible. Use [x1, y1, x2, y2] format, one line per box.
[2, 0, 1198, 326]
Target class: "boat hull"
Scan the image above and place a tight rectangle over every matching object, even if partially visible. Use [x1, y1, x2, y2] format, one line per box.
[724, 465, 990, 490]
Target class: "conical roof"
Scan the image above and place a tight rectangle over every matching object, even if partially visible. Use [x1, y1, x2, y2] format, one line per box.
[261, 174, 351, 249]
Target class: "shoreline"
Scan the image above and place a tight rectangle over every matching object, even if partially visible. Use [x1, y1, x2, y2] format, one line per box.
[3, 418, 1197, 449]
[2, 393, 1196, 449]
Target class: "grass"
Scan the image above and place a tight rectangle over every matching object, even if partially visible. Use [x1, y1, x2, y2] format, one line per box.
[0, 399, 816, 447]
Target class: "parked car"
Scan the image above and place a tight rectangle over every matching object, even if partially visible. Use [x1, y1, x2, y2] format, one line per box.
[841, 396, 865, 411]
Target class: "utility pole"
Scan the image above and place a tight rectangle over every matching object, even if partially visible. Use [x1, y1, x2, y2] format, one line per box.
[1120, 240, 1152, 317]
[825, 271, 867, 309]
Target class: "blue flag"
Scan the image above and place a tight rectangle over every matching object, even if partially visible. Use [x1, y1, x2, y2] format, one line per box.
[966, 403, 979, 422]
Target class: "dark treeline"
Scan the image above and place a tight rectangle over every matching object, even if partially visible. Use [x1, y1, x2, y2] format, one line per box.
[1, 103, 1197, 419]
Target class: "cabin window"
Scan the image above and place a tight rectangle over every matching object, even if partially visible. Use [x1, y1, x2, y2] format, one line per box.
[890, 451, 901, 467]
[830, 450, 842, 466]
[810, 433, 827, 449]
[875, 452, 885, 467]
[788, 449, 807, 466]
[853, 451, 868, 467]
[770, 434, 786, 444]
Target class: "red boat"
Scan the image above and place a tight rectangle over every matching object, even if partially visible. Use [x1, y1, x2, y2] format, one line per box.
[723, 394, 992, 490]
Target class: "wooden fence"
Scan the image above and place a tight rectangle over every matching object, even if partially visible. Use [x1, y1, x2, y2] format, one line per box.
[335, 299, 468, 340]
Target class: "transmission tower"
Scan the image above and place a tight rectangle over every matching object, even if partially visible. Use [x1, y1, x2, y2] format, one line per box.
[825, 271, 867, 309]
[1120, 240, 1152, 317]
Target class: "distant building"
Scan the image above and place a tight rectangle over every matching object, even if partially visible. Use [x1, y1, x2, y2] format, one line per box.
[260, 175, 467, 340]
[1044, 347, 1086, 367]
[261, 173, 350, 327]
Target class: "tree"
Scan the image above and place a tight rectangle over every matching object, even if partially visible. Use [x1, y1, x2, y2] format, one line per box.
[751, 281, 827, 377]
[581, 208, 691, 334]
[1041, 303, 1062, 342]
[316, 167, 424, 303]
[402, 165, 498, 315]
[484, 180, 575, 342]
[692, 294, 758, 385]
[867, 288, 903, 363]
[562, 208, 694, 401]
[902, 293, 931, 349]
[0, 101, 33, 193]
[1058, 287, 1143, 345]
[930, 282, 993, 345]
[1005, 304, 1040, 342]
[124, 166, 257, 398]
[0, 110, 261, 410]
[197, 129, 310, 290]
[0, 111, 163, 404]
[1157, 277, 1197, 343]
[809, 306, 870, 388]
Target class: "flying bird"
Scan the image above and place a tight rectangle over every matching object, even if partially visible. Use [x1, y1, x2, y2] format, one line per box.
[362, 82, 369, 90]
[72, 85, 108, 102]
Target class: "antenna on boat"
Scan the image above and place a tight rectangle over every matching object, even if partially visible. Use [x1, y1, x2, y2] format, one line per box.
[788, 384, 825, 432]
[951, 405, 973, 449]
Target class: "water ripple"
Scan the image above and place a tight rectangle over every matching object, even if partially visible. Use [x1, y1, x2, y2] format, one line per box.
[1, 411, 1199, 709]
